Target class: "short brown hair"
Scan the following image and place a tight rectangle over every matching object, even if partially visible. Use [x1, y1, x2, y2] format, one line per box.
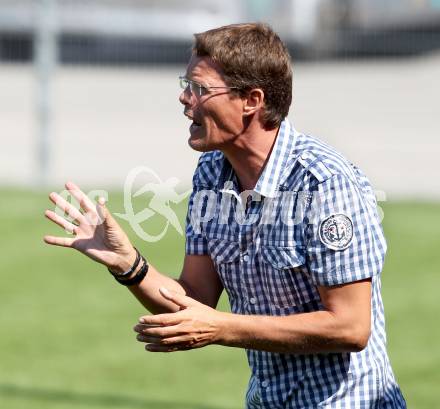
[193, 23, 292, 129]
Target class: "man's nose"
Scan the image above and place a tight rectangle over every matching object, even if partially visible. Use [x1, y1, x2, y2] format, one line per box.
[179, 88, 191, 106]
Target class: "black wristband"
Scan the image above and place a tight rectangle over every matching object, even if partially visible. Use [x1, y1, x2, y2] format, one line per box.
[108, 248, 140, 278]
[113, 256, 149, 286]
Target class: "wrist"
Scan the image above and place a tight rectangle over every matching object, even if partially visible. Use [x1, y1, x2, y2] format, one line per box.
[215, 312, 258, 349]
[112, 254, 149, 286]
[110, 247, 137, 275]
[214, 312, 234, 345]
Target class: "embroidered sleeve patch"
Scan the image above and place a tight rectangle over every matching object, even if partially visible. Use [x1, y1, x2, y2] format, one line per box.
[318, 213, 354, 250]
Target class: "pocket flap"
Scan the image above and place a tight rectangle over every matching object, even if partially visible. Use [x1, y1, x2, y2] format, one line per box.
[260, 246, 305, 269]
[208, 238, 241, 264]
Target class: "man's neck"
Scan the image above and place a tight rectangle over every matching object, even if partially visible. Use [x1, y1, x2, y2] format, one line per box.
[222, 123, 280, 192]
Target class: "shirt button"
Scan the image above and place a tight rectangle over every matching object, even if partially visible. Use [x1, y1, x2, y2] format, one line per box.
[249, 297, 257, 305]
[242, 254, 250, 262]
[261, 380, 269, 388]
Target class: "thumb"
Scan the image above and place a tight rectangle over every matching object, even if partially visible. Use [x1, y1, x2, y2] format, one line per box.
[96, 197, 116, 227]
[159, 287, 199, 309]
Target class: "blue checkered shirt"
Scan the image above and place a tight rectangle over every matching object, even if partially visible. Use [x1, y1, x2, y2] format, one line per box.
[185, 120, 406, 408]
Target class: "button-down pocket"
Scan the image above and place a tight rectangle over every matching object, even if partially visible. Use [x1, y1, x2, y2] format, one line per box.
[260, 245, 312, 312]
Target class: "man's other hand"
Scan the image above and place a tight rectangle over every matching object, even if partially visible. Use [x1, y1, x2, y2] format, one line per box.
[44, 181, 136, 272]
[134, 287, 225, 352]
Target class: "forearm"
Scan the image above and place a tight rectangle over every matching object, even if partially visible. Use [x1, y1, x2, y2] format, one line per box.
[127, 264, 188, 314]
[115, 251, 221, 314]
[217, 311, 368, 354]
[110, 247, 195, 314]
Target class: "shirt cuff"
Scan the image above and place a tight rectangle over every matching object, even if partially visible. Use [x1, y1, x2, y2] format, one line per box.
[185, 236, 209, 255]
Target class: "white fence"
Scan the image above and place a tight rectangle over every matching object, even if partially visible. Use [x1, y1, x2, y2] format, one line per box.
[1, 53, 440, 198]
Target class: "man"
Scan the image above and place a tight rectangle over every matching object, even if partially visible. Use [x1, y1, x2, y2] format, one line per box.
[44, 23, 406, 408]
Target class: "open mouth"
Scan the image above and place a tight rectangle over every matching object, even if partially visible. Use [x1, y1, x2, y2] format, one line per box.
[189, 122, 202, 135]
[185, 112, 202, 132]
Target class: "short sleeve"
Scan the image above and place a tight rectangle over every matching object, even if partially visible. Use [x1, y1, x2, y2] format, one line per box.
[185, 187, 209, 255]
[305, 173, 387, 286]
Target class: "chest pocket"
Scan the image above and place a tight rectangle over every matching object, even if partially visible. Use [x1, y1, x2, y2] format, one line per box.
[259, 245, 315, 312]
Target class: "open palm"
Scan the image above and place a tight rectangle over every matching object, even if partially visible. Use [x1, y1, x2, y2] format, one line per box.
[44, 181, 135, 271]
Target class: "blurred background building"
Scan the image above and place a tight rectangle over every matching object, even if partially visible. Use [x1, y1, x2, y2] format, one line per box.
[1, 0, 440, 197]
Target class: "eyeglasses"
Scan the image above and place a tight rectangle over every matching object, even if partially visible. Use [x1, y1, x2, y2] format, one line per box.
[179, 76, 239, 97]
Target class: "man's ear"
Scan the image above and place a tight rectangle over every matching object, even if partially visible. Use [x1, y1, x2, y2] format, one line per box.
[243, 89, 264, 117]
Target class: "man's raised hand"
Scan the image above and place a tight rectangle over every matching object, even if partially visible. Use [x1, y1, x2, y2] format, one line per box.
[44, 181, 136, 273]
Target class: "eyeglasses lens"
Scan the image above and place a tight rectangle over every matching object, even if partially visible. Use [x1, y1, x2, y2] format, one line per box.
[180, 77, 204, 97]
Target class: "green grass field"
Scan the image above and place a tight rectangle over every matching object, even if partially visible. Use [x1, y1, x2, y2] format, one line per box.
[0, 189, 439, 409]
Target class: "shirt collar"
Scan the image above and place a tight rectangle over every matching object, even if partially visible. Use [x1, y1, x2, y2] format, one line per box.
[218, 119, 296, 198]
[254, 119, 295, 198]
